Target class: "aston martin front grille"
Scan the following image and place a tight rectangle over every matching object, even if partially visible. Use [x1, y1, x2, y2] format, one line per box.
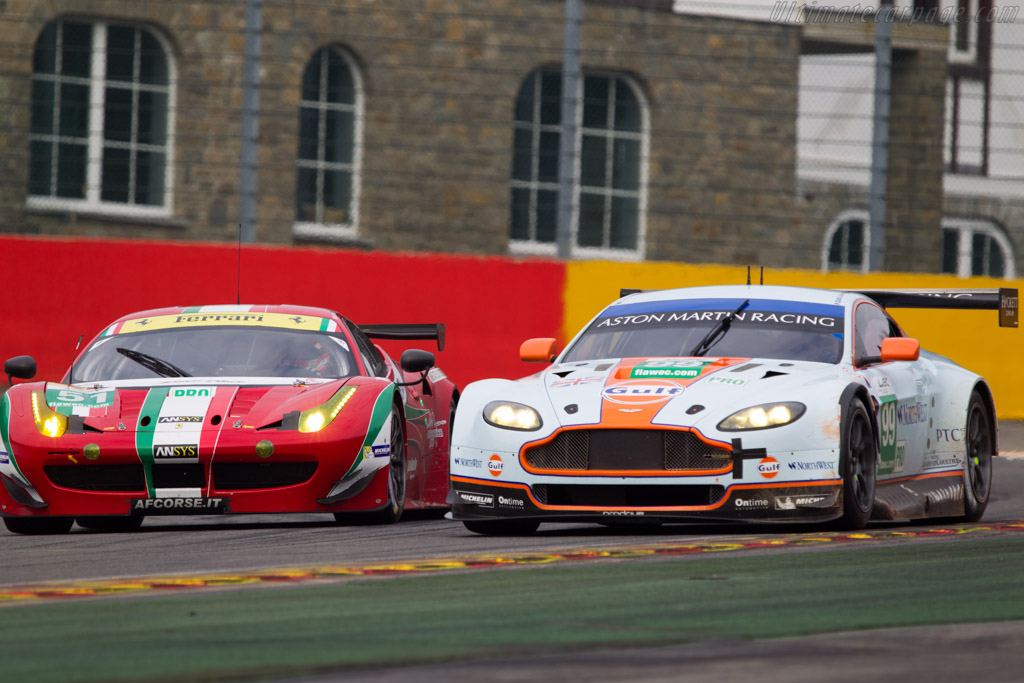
[523, 430, 729, 472]
[531, 484, 726, 507]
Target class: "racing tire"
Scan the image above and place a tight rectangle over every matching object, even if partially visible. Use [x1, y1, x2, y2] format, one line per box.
[364, 404, 407, 524]
[462, 519, 541, 536]
[3, 516, 74, 535]
[76, 515, 144, 531]
[962, 391, 993, 523]
[837, 399, 876, 530]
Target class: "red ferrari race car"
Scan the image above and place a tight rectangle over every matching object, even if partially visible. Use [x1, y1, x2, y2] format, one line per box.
[1, 305, 457, 534]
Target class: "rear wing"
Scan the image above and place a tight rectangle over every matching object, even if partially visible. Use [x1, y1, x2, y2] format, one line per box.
[358, 323, 446, 351]
[849, 288, 1018, 328]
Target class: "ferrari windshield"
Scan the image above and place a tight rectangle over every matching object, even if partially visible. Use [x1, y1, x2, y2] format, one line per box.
[562, 298, 845, 364]
[70, 327, 359, 382]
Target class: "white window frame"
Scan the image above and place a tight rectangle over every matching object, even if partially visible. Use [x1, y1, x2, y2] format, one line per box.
[821, 209, 870, 274]
[509, 69, 649, 261]
[292, 46, 363, 242]
[947, 0, 979, 64]
[941, 217, 1015, 279]
[26, 20, 176, 219]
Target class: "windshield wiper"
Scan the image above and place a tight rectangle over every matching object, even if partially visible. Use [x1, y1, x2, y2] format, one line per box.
[688, 299, 750, 357]
[116, 347, 192, 378]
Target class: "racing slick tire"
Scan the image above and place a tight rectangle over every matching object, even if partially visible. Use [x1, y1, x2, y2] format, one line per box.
[3, 516, 74, 535]
[962, 391, 993, 523]
[76, 515, 144, 531]
[838, 398, 876, 530]
[462, 519, 541, 536]
[339, 403, 407, 525]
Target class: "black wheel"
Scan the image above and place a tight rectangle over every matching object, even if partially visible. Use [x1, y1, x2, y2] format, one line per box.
[838, 399, 876, 530]
[963, 391, 993, 523]
[365, 404, 407, 524]
[3, 516, 74, 535]
[463, 519, 541, 536]
[76, 515, 144, 531]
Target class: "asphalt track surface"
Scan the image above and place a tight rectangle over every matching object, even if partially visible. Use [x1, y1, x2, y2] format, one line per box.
[2, 423, 1024, 681]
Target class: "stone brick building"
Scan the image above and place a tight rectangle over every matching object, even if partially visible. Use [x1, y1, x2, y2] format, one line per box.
[0, 0, 952, 270]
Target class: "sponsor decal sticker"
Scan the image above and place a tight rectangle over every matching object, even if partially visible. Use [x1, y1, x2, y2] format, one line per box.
[602, 379, 683, 405]
[131, 498, 227, 512]
[154, 444, 198, 459]
[551, 376, 603, 388]
[705, 376, 749, 388]
[787, 460, 834, 471]
[453, 456, 484, 469]
[602, 510, 645, 517]
[629, 359, 711, 380]
[936, 427, 966, 442]
[735, 497, 769, 508]
[457, 491, 495, 508]
[896, 401, 928, 426]
[497, 494, 525, 509]
[757, 456, 780, 479]
[488, 454, 503, 477]
[923, 453, 964, 470]
[118, 312, 337, 334]
[158, 416, 203, 424]
[774, 494, 831, 510]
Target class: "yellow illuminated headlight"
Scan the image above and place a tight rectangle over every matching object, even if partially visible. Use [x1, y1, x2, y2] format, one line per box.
[717, 402, 805, 431]
[483, 401, 543, 431]
[298, 386, 357, 433]
[32, 391, 67, 438]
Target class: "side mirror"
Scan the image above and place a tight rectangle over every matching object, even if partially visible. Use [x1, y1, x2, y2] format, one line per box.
[880, 337, 920, 362]
[5, 355, 37, 384]
[520, 338, 558, 363]
[400, 349, 435, 374]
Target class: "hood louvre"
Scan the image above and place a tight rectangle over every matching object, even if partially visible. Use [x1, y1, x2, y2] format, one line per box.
[229, 387, 272, 418]
[118, 390, 147, 421]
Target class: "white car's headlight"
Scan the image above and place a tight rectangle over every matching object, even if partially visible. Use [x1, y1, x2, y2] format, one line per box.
[717, 402, 805, 431]
[483, 401, 543, 431]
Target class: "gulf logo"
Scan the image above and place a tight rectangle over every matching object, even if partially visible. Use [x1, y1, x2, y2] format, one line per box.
[488, 454, 503, 477]
[758, 456, 780, 479]
[602, 379, 683, 405]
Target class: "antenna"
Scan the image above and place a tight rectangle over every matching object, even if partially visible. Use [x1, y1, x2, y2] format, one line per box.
[760, 267, 764, 285]
[68, 334, 83, 386]
[237, 223, 242, 306]
[746, 266, 751, 285]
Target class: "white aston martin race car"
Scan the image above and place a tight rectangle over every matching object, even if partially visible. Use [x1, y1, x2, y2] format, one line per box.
[448, 284, 1018, 534]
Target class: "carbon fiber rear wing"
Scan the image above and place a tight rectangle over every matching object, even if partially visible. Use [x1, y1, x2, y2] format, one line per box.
[849, 288, 1018, 328]
[359, 323, 446, 351]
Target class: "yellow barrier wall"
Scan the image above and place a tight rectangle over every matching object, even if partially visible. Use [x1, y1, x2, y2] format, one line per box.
[565, 262, 1023, 419]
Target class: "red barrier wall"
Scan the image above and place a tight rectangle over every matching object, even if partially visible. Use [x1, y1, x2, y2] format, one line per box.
[0, 236, 565, 390]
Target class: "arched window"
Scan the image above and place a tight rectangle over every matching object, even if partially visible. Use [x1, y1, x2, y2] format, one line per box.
[510, 69, 647, 258]
[28, 19, 174, 214]
[941, 218, 1015, 279]
[294, 47, 362, 239]
[822, 210, 869, 273]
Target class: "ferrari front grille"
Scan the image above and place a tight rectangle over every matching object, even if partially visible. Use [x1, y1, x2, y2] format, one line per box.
[45, 464, 146, 492]
[523, 429, 729, 472]
[531, 483, 726, 507]
[212, 462, 318, 490]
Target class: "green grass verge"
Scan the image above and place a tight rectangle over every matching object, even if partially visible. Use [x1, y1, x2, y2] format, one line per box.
[3, 537, 1024, 682]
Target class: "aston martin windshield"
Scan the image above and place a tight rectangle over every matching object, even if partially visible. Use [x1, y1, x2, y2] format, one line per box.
[71, 327, 359, 382]
[562, 298, 845, 364]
